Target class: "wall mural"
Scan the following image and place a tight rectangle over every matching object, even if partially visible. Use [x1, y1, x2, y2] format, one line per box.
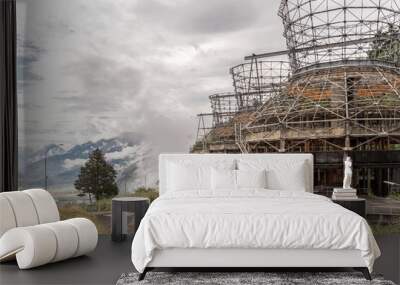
[16, 0, 284, 199]
[16, 0, 399, 237]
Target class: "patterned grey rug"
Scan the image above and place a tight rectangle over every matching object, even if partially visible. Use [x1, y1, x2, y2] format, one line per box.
[116, 272, 396, 285]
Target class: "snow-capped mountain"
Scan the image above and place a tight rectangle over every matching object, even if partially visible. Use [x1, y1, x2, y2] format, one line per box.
[28, 144, 68, 164]
[18, 133, 158, 193]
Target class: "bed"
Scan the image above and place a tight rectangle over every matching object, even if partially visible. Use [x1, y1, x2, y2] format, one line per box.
[131, 153, 380, 281]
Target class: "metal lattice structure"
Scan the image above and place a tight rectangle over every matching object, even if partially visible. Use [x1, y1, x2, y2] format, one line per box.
[191, 0, 400, 195]
[209, 92, 239, 125]
[237, 0, 400, 154]
[279, 0, 400, 72]
[231, 61, 291, 107]
[240, 65, 400, 153]
[193, 61, 291, 152]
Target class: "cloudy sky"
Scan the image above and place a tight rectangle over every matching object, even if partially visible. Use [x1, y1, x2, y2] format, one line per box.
[17, 0, 285, 156]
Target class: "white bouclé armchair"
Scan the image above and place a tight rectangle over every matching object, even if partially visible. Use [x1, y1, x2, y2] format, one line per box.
[0, 189, 98, 269]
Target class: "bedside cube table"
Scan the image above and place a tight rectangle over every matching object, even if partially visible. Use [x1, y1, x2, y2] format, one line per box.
[112, 197, 149, 242]
[332, 198, 366, 218]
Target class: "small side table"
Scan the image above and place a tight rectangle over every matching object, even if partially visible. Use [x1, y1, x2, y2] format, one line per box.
[112, 197, 149, 242]
[332, 198, 366, 218]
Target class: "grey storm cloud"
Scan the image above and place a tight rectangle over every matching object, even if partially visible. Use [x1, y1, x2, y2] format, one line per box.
[59, 55, 144, 113]
[134, 0, 266, 35]
[16, 39, 45, 86]
[16, 0, 285, 153]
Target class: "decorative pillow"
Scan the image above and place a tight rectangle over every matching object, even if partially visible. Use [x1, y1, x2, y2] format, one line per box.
[167, 162, 211, 191]
[238, 159, 307, 191]
[211, 168, 237, 191]
[236, 169, 267, 189]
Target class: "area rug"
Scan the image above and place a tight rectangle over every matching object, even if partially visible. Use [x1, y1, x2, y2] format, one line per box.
[116, 272, 395, 285]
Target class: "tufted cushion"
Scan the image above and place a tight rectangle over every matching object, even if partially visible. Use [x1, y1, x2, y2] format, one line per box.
[0, 189, 98, 269]
[0, 196, 17, 237]
[0, 189, 60, 237]
[0, 192, 39, 227]
[0, 219, 98, 269]
[42, 221, 79, 262]
[65, 218, 98, 257]
[0, 226, 57, 269]
[24, 189, 59, 224]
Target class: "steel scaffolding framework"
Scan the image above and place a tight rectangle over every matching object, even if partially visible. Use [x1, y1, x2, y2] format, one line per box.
[230, 61, 291, 107]
[192, 0, 400, 160]
[207, 61, 292, 123]
[193, 61, 291, 152]
[240, 65, 400, 153]
[279, 0, 400, 72]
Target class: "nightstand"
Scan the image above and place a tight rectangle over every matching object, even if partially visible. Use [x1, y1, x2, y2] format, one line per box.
[111, 197, 149, 242]
[332, 198, 366, 218]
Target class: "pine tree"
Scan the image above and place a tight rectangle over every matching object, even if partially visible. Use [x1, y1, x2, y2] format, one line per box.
[74, 149, 118, 202]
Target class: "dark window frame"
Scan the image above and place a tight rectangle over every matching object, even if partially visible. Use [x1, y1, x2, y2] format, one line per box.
[0, 0, 18, 192]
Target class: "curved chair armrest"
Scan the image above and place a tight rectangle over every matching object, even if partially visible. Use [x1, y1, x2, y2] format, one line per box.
[0, 218, 98, 269]
[0, 226, 57, 269]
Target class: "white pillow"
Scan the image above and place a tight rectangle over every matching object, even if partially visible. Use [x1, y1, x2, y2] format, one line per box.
[269, 162, 306, 191]
[236, 169, 267, 189]
[238, 159, 307, 191]
[167, 162, 211, 191]
[211, 168, 236, 191]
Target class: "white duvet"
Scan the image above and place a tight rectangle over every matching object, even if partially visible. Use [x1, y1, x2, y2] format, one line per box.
[131, 190, 380, 273]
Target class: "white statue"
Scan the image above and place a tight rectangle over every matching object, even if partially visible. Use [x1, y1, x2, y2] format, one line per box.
[343, 156, 353, 189]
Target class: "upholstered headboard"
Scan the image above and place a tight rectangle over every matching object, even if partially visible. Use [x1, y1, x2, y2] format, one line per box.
[159, 153, 314, 195]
